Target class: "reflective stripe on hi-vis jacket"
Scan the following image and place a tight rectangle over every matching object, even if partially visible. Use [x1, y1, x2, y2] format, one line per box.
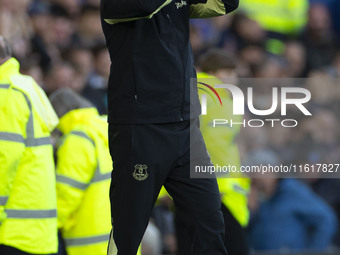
[56, 164, 112, 191]
[0, 86, 51, 147]
[56, 108, 112, 255]
[5, 209, 57, 219]
[65, 233, 110, 247]
[0, 58, 58, 254]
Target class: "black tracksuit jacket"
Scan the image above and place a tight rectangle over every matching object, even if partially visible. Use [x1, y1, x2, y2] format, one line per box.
[100, 0, 239, 124]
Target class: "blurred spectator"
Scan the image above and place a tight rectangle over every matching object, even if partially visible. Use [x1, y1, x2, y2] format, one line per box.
[284, 41, 307, 77]
[45, 62, 77, 94]
[253, 57, 286, 78]
[81, 44, 109, 114]
[266, 125, 296, 165]
[0, 0, 33, 60]
[230, 13, 266, 50]
[49, 4, 75, 50]
[190, 25, 206, 66]
[65, 46, 93, 77]
[64, 45, 109, 114]
[73, 4, 105, 48]
[49, 88, 112, 255]
[248, 174, 337, 251]
[53, 0, 82, 17]
[331, 0, 340, 38]
[29, 1, 54, 73]
[308, 178, 340, 246]
[199, 48, 237, 79]
[238, 123, 268, 158]
[310, 0, 340, 39]
[302, 3, 338, 73]
[305, 71, 338, 107]
[295, 109, 339, 165]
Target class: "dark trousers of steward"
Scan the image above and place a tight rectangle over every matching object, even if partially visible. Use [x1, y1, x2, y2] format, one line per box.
[107, 118, 228, 255]
[0, 245, 56, 255]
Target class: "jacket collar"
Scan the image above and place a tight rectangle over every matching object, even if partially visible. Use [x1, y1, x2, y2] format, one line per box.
[0, 58, 20, 83]
[58, 107, 108, 147]
[58, 107, 100, 134]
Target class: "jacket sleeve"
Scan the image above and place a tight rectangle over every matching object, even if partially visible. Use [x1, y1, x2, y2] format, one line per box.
[56, 133, 97, 230]
[102, 0, 172, 24]
[0, 90, 28, 225]
[190, 0, 239, 18]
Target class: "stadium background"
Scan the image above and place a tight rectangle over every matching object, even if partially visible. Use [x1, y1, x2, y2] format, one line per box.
[1, 0, 339, 254]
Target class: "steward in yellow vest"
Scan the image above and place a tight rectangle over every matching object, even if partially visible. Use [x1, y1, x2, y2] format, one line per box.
[196, 49, 251, 255]
[239, 0, 308, 54]
[0, 37, 59, 255]
[197, 71, 250, 228]
[50, 89, 112, 255]
[240, 0, 308, 36]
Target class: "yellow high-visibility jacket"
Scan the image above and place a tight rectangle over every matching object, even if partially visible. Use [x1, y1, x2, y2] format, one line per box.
[240, 0, 308, 35]
[0, 58, 58, 254]
[197, 72, 250, 227]
[56, 108, 112, 255]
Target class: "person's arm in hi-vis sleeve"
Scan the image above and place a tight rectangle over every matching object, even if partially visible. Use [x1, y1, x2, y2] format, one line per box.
[56, 133, 97, 230]
[0, 89, 29, 224]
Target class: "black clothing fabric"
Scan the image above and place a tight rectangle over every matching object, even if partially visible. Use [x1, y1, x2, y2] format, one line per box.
[176, 204, 249, 255]
[100, 0, 238, 124]
[101, 2, 239, 255]
[0, 245, 56, 255]
[108, 119, 228, 254]
[221, 204, 249, 255]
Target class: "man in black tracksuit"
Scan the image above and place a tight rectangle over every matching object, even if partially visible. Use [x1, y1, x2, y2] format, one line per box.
[100, 1, 239, 254]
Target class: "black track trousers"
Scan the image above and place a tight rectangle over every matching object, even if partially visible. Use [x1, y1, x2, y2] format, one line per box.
[175, 204, 249, 255]
[107, 118, 228, 255]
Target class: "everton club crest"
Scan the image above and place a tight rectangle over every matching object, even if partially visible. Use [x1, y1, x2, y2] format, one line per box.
[133, 164, 148, 181]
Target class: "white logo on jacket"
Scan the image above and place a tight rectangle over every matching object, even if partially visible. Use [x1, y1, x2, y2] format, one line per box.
[175, 0, 187, 9]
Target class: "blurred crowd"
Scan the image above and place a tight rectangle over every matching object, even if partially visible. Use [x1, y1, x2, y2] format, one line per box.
[1, 0, 340, 254]
[0, 0, 109, 114]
